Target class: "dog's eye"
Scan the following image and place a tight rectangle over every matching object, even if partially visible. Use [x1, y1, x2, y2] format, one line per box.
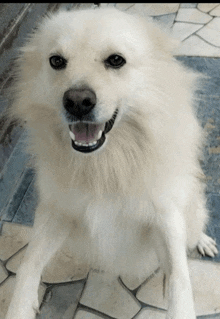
[49, 55, 67, 70]
[105, 54, 126, 69]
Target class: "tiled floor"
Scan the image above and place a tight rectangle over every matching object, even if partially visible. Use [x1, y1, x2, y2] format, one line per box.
[0, 223, 220, 319]
[1, 3, 220, 319]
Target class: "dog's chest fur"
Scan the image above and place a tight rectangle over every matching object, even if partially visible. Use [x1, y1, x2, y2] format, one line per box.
[65, 193, 157, 276]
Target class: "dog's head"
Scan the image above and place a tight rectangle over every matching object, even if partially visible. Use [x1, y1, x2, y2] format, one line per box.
[13, 8, 177, 156]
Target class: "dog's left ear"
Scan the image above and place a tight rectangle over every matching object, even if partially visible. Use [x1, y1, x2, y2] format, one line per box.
[133, 13, 178, 59]
[129, 10, 179, 59]
[148, 22, 179, 58]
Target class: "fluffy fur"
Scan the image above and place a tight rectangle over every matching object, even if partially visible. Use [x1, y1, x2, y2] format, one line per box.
[6, 7, 217, 319]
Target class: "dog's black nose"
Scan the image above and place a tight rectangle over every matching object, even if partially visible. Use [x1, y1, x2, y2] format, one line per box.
[63, 88, 96, 119]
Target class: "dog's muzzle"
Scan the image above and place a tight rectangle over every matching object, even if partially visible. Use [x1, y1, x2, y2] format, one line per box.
[63, 88, 118, 153]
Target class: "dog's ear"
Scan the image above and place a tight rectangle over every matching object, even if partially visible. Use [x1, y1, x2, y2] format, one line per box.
[6, 39, 42, 124]
[18, 41, 42, 80]
[127, 11, 179, 59]
[147, 22, 179, 59]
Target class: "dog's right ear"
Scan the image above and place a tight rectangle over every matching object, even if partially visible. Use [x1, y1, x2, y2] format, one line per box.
[6, 39, 42, 124]
[17, 41, 42, 79]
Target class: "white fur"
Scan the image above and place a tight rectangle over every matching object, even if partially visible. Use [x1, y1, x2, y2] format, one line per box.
[6, 7, 217, 319]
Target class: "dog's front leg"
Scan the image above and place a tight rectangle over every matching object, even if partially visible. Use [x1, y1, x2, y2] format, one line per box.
[156, 202, 196, 319]
[6, 205, 70, 319]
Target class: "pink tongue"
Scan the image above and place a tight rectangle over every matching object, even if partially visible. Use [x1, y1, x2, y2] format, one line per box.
[70, 123, 105, 143]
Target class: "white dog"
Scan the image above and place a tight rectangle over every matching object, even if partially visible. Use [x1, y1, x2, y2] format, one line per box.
[6, 7, 217, 319]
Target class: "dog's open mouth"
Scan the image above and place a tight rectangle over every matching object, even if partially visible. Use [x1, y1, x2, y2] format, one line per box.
[69, 109, 118, 153]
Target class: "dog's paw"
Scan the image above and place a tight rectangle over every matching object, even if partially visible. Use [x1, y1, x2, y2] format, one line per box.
[6, 305, 39, 319]
[6, 295, 39, 319]
[197, 232, 218, 257]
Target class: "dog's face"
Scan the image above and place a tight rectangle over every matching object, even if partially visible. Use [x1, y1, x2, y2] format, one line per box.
[16, 8, 173, 155]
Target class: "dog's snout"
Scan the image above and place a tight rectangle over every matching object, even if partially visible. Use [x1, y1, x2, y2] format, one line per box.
[63, 88, 96, 119]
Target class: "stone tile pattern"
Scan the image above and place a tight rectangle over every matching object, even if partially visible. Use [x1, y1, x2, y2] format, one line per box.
[1, 222, 220, 319]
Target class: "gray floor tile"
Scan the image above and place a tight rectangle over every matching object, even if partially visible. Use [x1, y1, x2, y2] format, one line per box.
[37, 281, 85, 319]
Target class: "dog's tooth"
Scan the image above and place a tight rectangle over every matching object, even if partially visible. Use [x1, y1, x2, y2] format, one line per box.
[98, 130, 102, 140]
[69, 131, 75, 141]
[75, 140, 98, 147]
[88, 141, 97, 146]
